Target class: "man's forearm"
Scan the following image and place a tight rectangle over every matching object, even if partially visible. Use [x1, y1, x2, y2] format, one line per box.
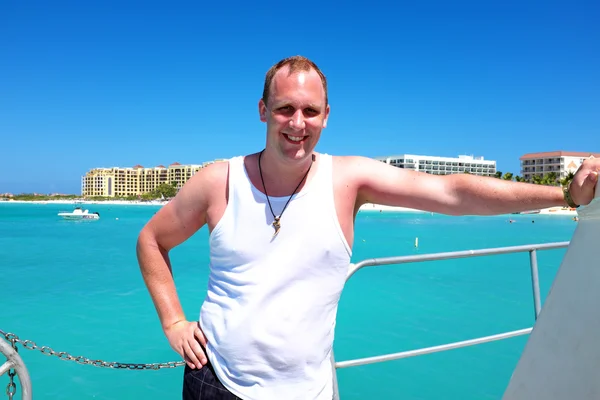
[452, 174, 568, 215]
[136, 232, 187, 330]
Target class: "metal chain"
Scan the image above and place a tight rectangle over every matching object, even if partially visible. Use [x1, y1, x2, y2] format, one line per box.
[0, 329, 184, 371]
[5, 336, 17, 400]
[6, 370, 15, 400]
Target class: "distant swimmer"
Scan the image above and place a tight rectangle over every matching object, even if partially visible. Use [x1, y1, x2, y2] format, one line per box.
[509, 219, 516, 223]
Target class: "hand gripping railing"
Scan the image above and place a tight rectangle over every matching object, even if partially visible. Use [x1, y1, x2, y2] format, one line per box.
[330, 241, 570, 400]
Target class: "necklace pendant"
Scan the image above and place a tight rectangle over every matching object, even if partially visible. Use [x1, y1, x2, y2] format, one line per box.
[272, 217, 281, 237]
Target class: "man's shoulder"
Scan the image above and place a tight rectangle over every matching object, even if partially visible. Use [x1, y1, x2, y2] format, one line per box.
[331, 154, 368, 162]
[330, 154, 403, 184]
[186, 158, 233, 189]
[329, 155, 373, 185]
[331, 154, 372, 172]
[203, 159, 233, 174]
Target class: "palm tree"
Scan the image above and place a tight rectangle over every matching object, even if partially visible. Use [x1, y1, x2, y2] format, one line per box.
[541, 172, 559, 186]
[560, 171, 576, 187]
[514, 176, 526, 182]
[494, 171, 502, 179]
[532, 175, 543, 185]
[502, 172, 514, 181]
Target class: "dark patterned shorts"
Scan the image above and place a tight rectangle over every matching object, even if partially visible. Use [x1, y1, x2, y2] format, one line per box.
[182, 359, 241, 400]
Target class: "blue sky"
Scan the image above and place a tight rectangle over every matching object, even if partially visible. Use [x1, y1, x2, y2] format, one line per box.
[1, 1, 599, 194]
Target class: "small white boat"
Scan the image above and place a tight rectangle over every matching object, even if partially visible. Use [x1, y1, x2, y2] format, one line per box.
[57, 207, 100, 220]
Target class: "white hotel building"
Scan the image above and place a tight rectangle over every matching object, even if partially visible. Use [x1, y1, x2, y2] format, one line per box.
[374, 154, 497, 176]
[520, 151, 600, 181]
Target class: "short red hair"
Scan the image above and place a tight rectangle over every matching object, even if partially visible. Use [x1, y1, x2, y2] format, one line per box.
[262, 56, 328, 106]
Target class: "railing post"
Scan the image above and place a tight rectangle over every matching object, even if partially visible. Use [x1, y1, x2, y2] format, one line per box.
[529, 250, 542, 319]
[0, 338, 32, 400]
[331, 351, 340, 399]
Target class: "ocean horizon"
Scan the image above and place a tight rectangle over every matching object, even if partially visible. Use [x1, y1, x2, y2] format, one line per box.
[1, 203, 577, 399]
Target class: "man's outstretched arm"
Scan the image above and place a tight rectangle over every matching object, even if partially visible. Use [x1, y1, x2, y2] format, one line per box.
[349, 156, 599, 216]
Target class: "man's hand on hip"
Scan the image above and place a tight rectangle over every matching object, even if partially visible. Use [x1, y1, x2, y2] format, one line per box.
[165, 320, 208, 369]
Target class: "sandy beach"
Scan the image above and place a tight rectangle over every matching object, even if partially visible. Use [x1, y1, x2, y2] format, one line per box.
[358, 203, 425, 213]
[3, 199, 169, 206]
[537, 207, 578, 216]
[359, 203, 579, 216]
[3, 199, 579, 216]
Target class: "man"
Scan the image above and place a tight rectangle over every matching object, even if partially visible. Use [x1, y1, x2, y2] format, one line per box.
[136, 56, 599, 400]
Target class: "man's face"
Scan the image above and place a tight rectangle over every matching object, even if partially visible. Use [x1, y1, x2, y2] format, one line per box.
[259, 67, 329, 163]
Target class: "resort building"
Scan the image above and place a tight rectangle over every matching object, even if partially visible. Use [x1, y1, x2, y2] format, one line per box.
[81, 162, 214, 198]
[520, 151, 600, 181]
[374, 154, 497, 176]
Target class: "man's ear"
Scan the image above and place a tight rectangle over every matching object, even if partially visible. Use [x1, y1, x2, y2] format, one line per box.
[322, 104, 330, 128]
[258, 99, 267, 122]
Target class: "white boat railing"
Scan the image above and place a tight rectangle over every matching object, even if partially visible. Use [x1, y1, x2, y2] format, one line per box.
[330, 241, 570, 400]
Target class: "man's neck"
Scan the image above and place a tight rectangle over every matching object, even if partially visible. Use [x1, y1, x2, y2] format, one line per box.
[258, 150, 316, 193]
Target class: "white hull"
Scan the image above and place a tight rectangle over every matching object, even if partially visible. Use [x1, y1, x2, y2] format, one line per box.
[57, 208, 100, 220]
[58, 214, 99, 220]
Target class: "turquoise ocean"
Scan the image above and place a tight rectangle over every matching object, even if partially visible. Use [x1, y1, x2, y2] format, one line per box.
[1, 203, 577, 399]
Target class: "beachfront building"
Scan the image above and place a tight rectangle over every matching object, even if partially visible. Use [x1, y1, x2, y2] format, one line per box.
[520, 151, 600, 181]
[374, 154, 497, 176]
[81, 162, 206, 198]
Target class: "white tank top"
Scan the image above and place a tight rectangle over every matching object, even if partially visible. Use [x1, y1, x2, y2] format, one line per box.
[199, 153, 352, 400]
